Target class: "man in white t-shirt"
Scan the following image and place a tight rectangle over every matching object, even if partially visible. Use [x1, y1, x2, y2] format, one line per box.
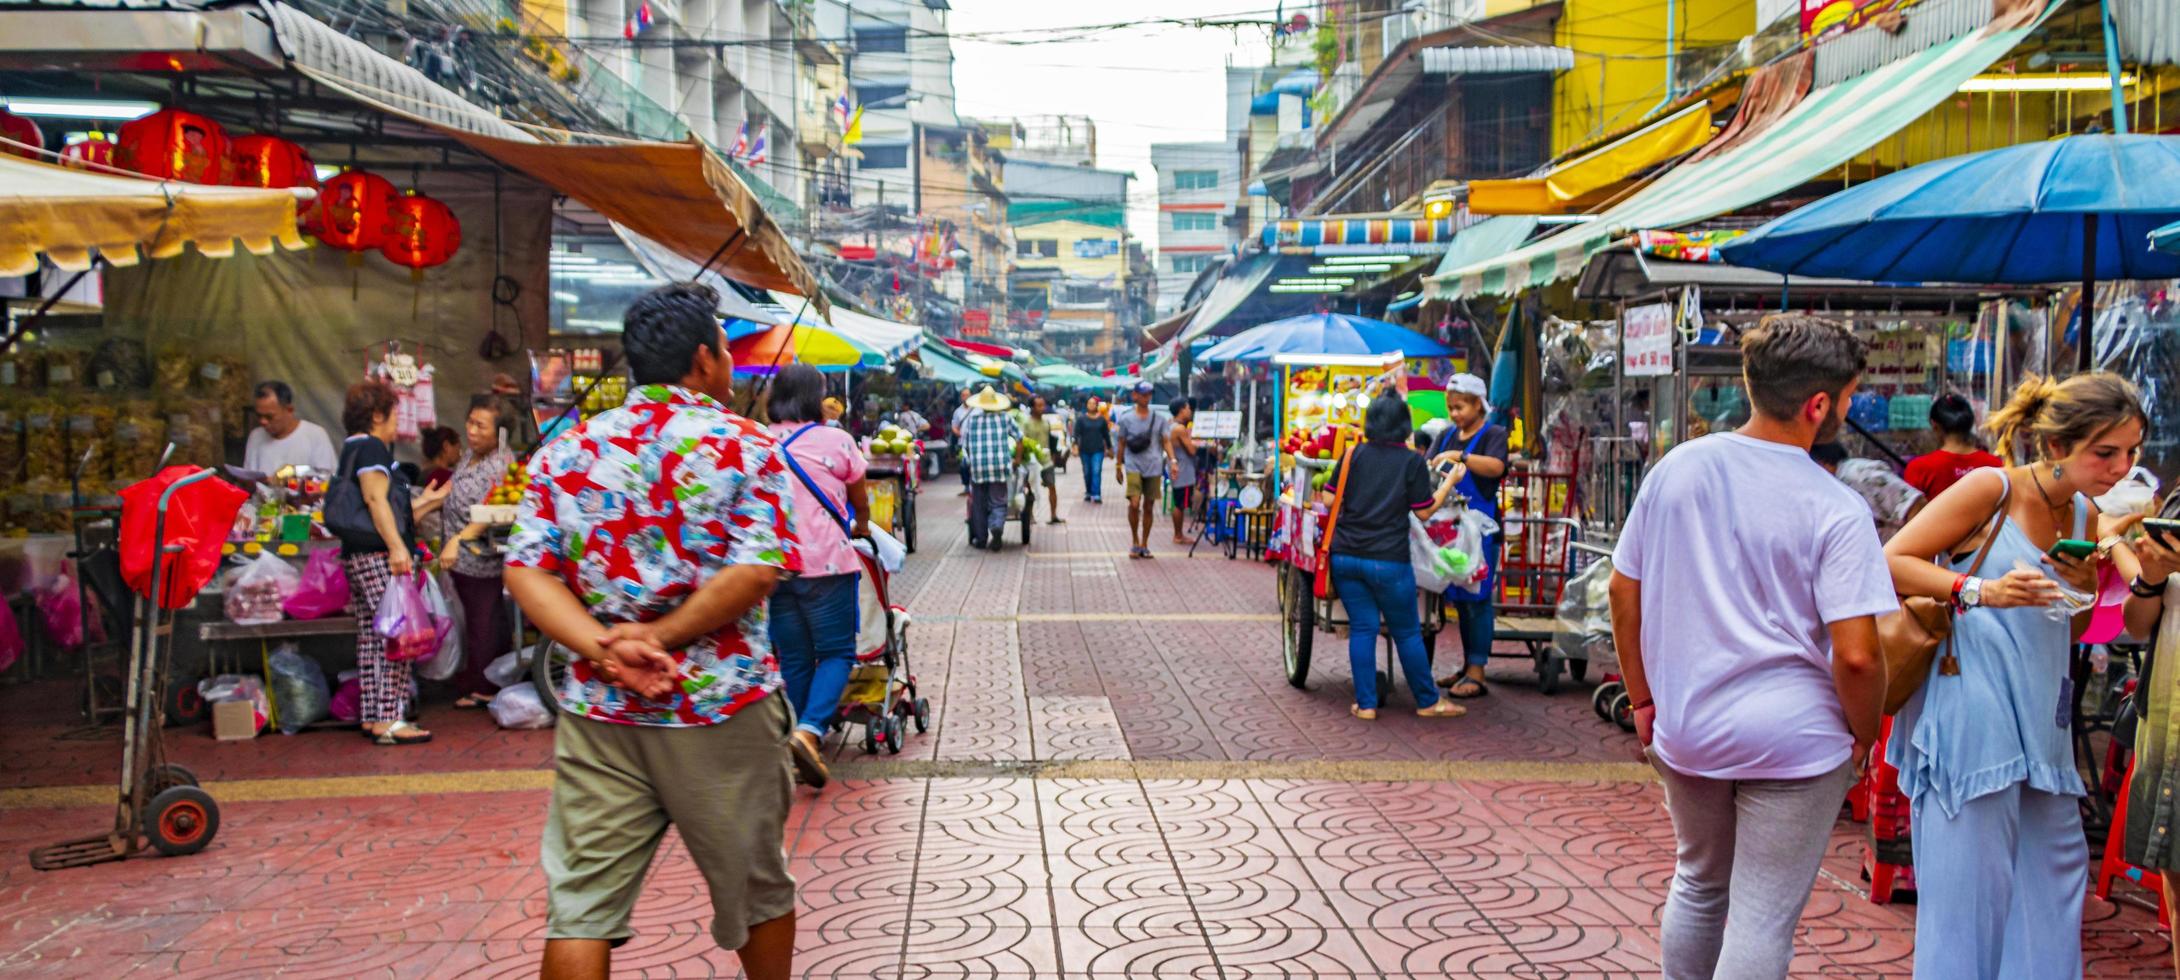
[243, 380, 338, 475]
[1608, 315, 1892, 980]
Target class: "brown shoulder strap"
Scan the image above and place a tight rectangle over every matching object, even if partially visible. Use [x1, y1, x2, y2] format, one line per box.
[1961, 473, 2014, 577]
[1320, 446, 1357, 547]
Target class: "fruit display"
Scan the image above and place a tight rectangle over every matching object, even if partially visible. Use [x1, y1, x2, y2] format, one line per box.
[866, 424, 917, 459]
[472, 460, 530, 525]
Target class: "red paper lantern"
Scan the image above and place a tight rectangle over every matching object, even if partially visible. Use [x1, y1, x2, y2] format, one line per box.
[59, 136, 115, 170]
[115, 108, 229, 183]
[312, 170, 399, 252]
[380, 192, 462, 272]
[0, 110, 42, 160]
[229, 134, 317, 190]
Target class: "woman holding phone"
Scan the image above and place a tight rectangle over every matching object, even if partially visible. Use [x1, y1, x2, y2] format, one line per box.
[1881, 373, 2147, 979]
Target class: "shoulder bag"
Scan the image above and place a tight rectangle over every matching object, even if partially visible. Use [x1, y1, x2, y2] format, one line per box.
[780, 424, 855, 536]
[323, 440, 413, 553]
[1312, 446, 1357, 601]
[1876, 477, 2010, 715]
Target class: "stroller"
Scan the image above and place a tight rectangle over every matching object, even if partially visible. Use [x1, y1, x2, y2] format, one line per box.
[835, 544, 926, 755]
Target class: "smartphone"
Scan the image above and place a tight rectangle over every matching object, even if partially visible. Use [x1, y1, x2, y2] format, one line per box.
[2144, 518, 2180, 548]
[1434, 460, 1459, 477]
[2048, 538, 2099, 560]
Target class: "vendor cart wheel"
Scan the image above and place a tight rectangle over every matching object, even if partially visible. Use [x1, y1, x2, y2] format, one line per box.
[141, 763, 200, 799]
[1281, 570, 1315, 690]
[532, 641, 575, 713]
[145, 786, 219, 857]
[1535, 650, 1562, 696]
[912, 697, 931, 734]
[883, 715, 905, 755]
[1019, 492, 1033, 545]
[902, 492, 918, 553]
[1567, 658, 1589, 684]
[1610, 691, 1636, 733]
[166, 674, 208, 728]
[1591, 681, 1623, 722]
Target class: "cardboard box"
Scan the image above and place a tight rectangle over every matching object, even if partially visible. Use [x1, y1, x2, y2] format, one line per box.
[211, 699, 259, 741]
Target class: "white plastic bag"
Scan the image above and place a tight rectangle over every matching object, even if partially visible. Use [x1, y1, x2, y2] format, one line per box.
[853, 527, 907, 573]
[1427, 506, 1499, 591]
[488, 684, 555, 729]
[2095, 465, 2161, 518]
[224, 552, 300, 625]
[483, 649, 527, 689]
[417, 572, 466, 682]
[1410, 516, 1456, 593]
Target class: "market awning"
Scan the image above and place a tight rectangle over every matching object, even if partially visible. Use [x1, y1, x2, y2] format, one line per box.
[1465, 103, 1715, 216]
[1419, 45, 1575, 75]
[765, 291, 921, 361]
[0, 152, 310, 276]
[1140, 302, 1201, 350]
[942, 337, 1017, 360]
[1425, 0, 2058, 300]
[1430, 215, 1540, 280]
[912, 342, 985, 386]
[1169, 251, 1281, 350]
[1261, 214, 1459, 253]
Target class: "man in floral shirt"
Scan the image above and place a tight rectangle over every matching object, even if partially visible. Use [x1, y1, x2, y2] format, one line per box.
[505, 282, 802, 980]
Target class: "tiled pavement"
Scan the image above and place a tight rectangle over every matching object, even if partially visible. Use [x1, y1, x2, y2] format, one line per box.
[0, 466, 2170, 976]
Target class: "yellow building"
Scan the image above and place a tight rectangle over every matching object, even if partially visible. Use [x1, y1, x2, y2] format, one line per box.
[1009, 219, 1128, 280]
[1551, 0, 1756, 155]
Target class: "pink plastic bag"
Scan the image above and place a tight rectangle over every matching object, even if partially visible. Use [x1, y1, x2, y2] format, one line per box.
[329, 675, 361, 723]
[283, 549, 351, 621]
[0, 597, 21, 673]
[38, 571, 88, 649]
[374, 573, 440, 663]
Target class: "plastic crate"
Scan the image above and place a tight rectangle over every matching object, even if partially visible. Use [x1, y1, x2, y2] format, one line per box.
[1848, 392, 1890, 432]
[1887, 394, 1933, 432]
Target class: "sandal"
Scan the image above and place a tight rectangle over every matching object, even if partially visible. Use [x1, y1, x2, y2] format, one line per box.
[788, 730, 830, 789]
[454, 694, 495, 710]
[1445, 677, 1491, 700]
[1049, 517, 1067, 525]
[1350, 705, 1378, 721]
[1416, 700, 1468, 719]
[373, 720, 433, 746]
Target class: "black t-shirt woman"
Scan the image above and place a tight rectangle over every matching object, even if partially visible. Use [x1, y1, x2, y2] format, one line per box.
[1428, 374, 1510, 700]
[1323, 391, 1463, 721]
[339, 381, 449, 746]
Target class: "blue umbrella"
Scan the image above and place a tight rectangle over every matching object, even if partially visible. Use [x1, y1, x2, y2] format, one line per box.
[1719, 134, 2180, 369]
[2152, 219, 2180, 255]
[1198, 312, 1454, 364]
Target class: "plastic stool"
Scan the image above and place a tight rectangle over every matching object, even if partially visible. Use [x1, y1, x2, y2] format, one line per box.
[2096, 756, 2173, 930]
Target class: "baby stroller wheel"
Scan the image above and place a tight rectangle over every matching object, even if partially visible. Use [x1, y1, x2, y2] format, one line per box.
[883, 715, 905, 755]
[1591, 681, 1623, 721]
[912, 697, 930, 734]
[1609, 691, 1636, 732]
[862, 720, 881, 755]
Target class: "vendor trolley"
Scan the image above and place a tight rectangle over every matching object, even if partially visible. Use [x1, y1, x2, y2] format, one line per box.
[1270, 467, 1447, 701]
[864, 452, 919, 554]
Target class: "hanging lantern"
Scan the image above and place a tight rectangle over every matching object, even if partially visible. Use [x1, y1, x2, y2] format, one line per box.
[59, 134, 115, 171]
[311, 170, 399, 252]
[379, 192, 461, 275]
[0, 110, 42, 160]
[229, 134, 317, 190]
[114, 108, 230, 183]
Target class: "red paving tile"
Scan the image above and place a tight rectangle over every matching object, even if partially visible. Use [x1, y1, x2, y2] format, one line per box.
[2, 478, 2173, 976]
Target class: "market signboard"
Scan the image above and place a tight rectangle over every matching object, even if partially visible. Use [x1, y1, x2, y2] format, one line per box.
[1192, 410, 1242, 440]
[1623, 303, 1674, 377]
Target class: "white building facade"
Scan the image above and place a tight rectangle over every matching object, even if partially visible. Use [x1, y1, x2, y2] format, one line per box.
[1150, 141, 1242, 316]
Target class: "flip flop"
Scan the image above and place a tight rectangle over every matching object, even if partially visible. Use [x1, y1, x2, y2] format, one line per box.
[1349, 705, 1378, 721]
[373, 721, 433, 746]
[454, 694, 494, 710]
[1416, 701, 1468, 718]
[1445, 678, 1491, 700]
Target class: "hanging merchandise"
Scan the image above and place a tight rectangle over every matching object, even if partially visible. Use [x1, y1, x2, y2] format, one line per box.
[115, 108, 229, 184]
[367, 344, 437, 442]
[229, 134, 318, 190]
[59, 134, 114, 170]
[312, 171, 400, 251]
[0, 109, 42, 159]
[379, 192, 461, 276]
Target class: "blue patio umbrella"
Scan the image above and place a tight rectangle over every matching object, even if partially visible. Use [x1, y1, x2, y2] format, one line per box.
[1197, 312, 1455, 364]
[2152, 219, 2180, 255]
[1718, 134, 2180, 369]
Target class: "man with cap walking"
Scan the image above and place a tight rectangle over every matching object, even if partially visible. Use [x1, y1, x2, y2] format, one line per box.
[1113, 381, 1171, 559]
[958, 385, 1022, 552]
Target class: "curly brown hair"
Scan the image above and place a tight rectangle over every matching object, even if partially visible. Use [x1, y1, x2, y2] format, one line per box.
[342, 381, 399, 436]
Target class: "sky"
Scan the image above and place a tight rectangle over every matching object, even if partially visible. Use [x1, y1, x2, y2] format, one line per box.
[945, 2, 1276, 251]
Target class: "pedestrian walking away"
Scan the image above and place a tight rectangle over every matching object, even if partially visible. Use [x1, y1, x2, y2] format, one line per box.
[1609, 315, 1892, 980]
[958, 385, 1021, 553]
[1074, 397, 1111, 504]
[1883, 372, 2151, 980]
[1427, 372, 1509, 699]
[1114, 381, 1170, 559]
[504, 282, 802, 980]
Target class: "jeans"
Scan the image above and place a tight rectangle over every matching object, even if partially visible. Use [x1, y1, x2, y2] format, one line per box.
[967, 480, 1008, 547]
[1080, 451, 1104, 500]
[1328, 553, 1440, 711]
[768, 573, 860, 737]
[1650, 752, 1857, 979]
[1449, 597, 1493, 668]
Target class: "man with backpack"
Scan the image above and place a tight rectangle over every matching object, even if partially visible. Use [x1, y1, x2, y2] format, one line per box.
[1113, 381, 1170, 559]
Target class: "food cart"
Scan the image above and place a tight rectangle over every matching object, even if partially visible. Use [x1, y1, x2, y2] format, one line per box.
[861, 429, 920, 554]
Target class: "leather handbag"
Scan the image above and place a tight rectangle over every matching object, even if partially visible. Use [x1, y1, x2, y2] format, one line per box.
[1312, 447, 1356, 601]
[1877, 481, 2010, 715]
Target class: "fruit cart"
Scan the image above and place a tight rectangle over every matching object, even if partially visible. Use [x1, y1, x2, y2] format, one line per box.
[1272, 499, 1447, 698]
[861, 424, 920, 553]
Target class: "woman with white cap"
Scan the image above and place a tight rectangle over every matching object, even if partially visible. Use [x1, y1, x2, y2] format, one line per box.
[1429, 372, 1510, 699]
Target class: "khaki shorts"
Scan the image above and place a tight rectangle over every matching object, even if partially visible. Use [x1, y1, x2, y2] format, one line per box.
[1124, 471, 1163, 500]
[542, 694, 796, 950]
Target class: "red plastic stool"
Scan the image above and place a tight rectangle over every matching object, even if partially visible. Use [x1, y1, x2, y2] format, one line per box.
[1861, 717, 1917, 904]
[2095, 756, 2172, 930]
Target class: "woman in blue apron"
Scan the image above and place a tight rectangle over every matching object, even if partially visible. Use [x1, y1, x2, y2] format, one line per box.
[1430, 373, 1510, 700]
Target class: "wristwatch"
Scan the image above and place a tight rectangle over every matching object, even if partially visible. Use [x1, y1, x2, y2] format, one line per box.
[1958, 576, 1985, 609]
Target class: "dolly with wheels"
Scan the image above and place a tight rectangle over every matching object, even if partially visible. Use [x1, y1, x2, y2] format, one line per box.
[32, 467, 229, 869]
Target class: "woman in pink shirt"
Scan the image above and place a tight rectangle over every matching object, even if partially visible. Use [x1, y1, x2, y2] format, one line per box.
[765, 365, 870, 786]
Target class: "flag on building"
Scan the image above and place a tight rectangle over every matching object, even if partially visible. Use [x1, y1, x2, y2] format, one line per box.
[748, 122, 768, 164]
[842, 105, 865, 146]
[833, 95, 852, 129]
[729, 122, 749, 159]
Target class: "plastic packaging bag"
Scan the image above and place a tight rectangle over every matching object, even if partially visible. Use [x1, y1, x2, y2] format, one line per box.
[283, 549, 350, 621]
[1409, 516, 1457, 593]
[416, 572, 465, 682]
[1419, 506, 1498, 592]
[267, 644, 330, 735]
[2095, 466, 2161, 519]
[37, 570, 86, 649]
[374, 573, 440, 662]
[1552, 558, 1616, 666]
[224, 552, 299, 625]
[489, 684, 554, 729]
[0, 598, 21, 673]
[119, 465, 248, 609]
[198, 674, 269, 734]
[329, 673, 361, 723]
[483, 649, 526, 689]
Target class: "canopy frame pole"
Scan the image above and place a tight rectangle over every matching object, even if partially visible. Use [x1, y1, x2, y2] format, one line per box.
[0, 258, 104, 356]
[2079, 212, 2098, 373]
[2102, 0, 2130, 135]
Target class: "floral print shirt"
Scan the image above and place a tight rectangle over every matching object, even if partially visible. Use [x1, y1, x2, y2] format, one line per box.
[505, 384, 800, 727]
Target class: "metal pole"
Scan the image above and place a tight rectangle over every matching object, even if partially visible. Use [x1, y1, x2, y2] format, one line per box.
[2102, 0, 2130, 135]
[2080, 213, 2098, 373]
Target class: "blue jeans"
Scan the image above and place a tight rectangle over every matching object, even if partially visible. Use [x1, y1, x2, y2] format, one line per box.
[1449, 598, 1494, 668]
[1080, 451, 1104, 500]
[968, 480, 1008, 547]
[1329, 553, 1441, 711]
[769, 572, 860, 737]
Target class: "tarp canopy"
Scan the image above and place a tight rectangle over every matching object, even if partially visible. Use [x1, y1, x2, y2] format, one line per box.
[0, 152, 311, 276]
[1431, 215, 1541, 281]
[1466, 103, 1714, 215]
[1170, 251, 1281, 351]
[765, 291, 921, 361]
[1199, 312, 1455, 364]
[1426, 1, 2057, 300]
[1030, 364, 1118, 389]
[913, 342, 985, 386]
[728, 321, 883, 374]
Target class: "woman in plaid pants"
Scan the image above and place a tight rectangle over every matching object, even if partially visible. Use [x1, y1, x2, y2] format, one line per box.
[336, 382, 450, 746]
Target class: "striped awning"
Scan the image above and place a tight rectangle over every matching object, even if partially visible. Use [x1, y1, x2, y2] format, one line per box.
[1420, 45, 1575, 75]
[1260, 214, 1459, 253]
[1425, 0, 2058, 301]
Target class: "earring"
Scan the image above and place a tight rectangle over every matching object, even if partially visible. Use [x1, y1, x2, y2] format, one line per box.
[2052, 462, 2066, 480]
